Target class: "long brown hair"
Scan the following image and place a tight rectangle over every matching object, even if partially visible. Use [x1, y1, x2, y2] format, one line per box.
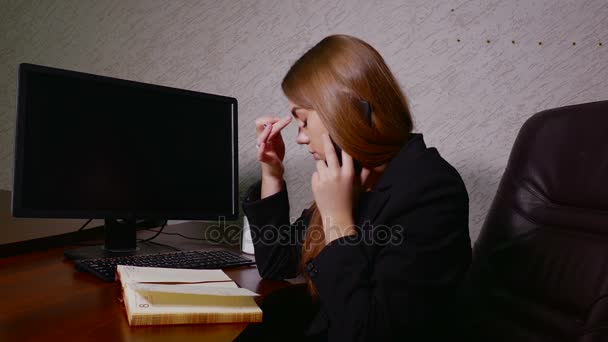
[281, 34, 413, 298]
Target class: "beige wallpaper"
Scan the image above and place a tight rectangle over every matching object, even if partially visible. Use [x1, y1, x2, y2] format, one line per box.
[1, 0, 606, 242]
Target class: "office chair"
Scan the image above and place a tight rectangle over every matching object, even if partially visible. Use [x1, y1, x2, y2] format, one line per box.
[463, 100, 608, 341]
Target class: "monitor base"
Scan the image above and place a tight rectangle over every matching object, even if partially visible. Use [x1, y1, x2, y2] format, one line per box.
[64, 218, 173, 260]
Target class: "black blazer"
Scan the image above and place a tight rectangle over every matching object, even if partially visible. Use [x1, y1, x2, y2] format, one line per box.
[242, 133, 472, 341]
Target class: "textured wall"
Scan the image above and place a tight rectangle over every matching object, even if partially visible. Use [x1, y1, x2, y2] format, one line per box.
[1, 0, 606, 242]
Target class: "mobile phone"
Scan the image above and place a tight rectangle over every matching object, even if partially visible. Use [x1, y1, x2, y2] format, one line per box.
[329, 136, 363, 174]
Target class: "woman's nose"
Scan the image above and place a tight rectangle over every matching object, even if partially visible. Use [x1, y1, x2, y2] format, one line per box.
[296, 130, 309, 145]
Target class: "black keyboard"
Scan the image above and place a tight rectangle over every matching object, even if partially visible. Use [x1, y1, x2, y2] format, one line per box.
[74, 249, 256, 282]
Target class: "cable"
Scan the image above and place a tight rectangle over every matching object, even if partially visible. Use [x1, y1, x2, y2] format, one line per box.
[138, 220, 168, 243]
[142, 228, 209, 241]
[74, 219, 172, 246]
[142, 228, 225, 245]
[142, 240, 181, 251]
[138, 223, 222, 251]
[77, 218, 93, 231]
[73, 219, 182, 251]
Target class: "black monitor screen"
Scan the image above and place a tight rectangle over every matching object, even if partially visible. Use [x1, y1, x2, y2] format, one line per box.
[13, 63, 238, 220]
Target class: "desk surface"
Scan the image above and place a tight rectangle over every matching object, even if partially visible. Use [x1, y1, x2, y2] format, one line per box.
[0, 238, 292, 342]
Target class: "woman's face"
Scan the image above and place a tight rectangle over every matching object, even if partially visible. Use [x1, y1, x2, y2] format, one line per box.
[289, 100, 329, 160]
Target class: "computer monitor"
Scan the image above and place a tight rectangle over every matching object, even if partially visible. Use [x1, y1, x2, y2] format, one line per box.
[12, 63, 238, 259]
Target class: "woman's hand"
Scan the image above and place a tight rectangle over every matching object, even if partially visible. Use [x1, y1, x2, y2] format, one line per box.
[255, 116, 292, 180]
[311, 133, 357, 243]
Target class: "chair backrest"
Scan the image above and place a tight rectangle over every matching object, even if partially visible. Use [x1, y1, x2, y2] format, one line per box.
[468, 100, 608, 342]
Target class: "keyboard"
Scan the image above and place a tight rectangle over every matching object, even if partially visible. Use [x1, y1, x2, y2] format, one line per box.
[74, 249, 256, 282]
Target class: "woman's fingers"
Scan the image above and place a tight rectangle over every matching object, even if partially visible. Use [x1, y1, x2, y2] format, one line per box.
[257, 142, 274, 161]
[256, 142, 266, 161]
[254, 116, 290, 156]
[340, 149, 355, 176]
[255, 116, 281, 134]
[267, 116, 292, 140]
[316, 159, 328, 179]
[256, 123, 273, 146]
[311, 171, 319, 190]
[255, 115, 290, 148]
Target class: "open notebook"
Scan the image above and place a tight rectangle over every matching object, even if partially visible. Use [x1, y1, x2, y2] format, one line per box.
[117, 265, 263, 326]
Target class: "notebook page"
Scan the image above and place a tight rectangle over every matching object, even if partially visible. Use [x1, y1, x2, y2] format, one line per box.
[129, 286, 262, 315]
[132, 283, 259, 297]
[117, 265, 232, 283]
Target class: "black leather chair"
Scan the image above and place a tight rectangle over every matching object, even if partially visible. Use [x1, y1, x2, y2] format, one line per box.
[463, 100, 608, 341]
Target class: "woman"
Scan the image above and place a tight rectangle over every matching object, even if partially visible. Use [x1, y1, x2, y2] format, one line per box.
[239, 35, 471, 341]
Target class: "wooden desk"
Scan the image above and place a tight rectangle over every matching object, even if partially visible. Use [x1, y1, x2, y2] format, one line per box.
[0, 240, 293, 342]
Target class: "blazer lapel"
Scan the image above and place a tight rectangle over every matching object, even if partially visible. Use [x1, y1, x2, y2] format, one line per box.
[361, 191, 391, 225]
[358, 133, 428, 226]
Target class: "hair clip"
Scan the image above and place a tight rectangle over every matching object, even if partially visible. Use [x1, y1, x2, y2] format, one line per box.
[359, 100, 372, 126]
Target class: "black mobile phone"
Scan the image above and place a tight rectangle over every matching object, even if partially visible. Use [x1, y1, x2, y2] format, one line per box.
[330, 136, 363, 174]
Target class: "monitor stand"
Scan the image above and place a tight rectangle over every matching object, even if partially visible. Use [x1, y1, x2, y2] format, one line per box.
[64, 218, 174, 260]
